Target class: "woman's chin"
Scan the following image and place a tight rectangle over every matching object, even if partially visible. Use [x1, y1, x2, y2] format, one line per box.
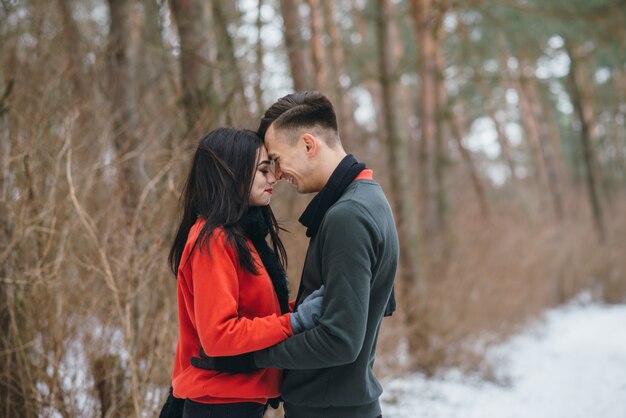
[250, 199, 271, 207]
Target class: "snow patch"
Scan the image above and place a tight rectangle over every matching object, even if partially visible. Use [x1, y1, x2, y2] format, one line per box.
[381, 295, 626, 417]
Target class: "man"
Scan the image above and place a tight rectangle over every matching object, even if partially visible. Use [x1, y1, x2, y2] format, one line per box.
[197, 91, 398, 418]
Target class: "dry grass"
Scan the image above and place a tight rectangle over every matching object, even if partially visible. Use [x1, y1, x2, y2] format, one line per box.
[375, 180, 626, 379]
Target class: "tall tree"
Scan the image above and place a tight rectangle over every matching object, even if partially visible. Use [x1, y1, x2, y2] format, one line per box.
[279, 0, 313, 91]
[137, 0, 167, 97]
[514, 66, 550, 200]
[0, 75, 33, 414]
[610, 69, 626, 182]
[565, 41, 606, 242]
[410, 0, 439, 237]
[322, 1, 356, 142]
[253, 0, 265, 116]
[448, 102, 491, 219]
[525, 77, 564, 219]
[104, 2, 144, 415]
[1, 3, 45, 416]
[433, 4, 450, 237]
[55, 0, 85, 104]
[306, 0, 329, 92]
[210, 0, 252, 124]
[476, 66, 518, 185]
[107, 0, 140, 216]
[517, 72, 564, 219]
[376, 0, 426, 372]
[168, 0, 216, 133]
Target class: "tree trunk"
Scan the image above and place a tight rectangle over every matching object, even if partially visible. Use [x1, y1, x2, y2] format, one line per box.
[276, 0, 313, 217]
[476, 71, 518, 184]
[55, 0, 85, 103]
[410, 0, 438, 238]
[210, 0, 252, 124]
[322, 1, 356, 142]
[107, 0, 140, 215]
[279, 0, 312, 91]
[91, 355, 131, 418]
[522, 76, 564, 219]
[565, 42, 606, 242]
[611, 69, 626, 181]
[168, 0, 216, 133]
[106, 2, 143, 415]
[433, 9, 450, 237]
[514, 70, 549, 200]
[376, 0, 426, 373]
[306, 0, 329, 92]
[544, 102, 569, 189]
[615, 15, 626, 182]
[350, 0, 368, 44]
[137, 0, 166, 97]
[1, 12, 40, 418]
[493, 108, 518, 181]
[0, 126, 33, 415]
[254, 0, 265, 117]
[449, 106, 490, 219]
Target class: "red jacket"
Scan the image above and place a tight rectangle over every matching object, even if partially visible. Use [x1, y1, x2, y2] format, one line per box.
[172, 219, 293, 404]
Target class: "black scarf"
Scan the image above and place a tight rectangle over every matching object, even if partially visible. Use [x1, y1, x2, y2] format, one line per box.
[299, 154, 396, 317]
[240, 207, 290, 314]
[299, 154, 366, 238]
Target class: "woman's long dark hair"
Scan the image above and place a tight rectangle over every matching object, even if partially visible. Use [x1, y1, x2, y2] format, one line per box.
[168, 128, 287, 276]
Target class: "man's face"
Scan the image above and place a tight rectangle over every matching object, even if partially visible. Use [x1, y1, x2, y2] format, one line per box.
[265, 124, 314, 193]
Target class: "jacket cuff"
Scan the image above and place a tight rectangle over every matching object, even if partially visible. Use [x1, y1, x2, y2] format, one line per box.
[286, 312, 295, 336]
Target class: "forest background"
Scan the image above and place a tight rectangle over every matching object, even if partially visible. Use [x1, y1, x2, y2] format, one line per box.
[1, 0, 625, 416]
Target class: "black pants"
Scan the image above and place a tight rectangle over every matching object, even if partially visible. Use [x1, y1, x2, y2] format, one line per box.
[285, 415, 382, 418]
[183, 399, 266, 418]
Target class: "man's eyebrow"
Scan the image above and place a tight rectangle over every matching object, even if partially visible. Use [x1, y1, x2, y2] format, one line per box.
[267, 153, 278, 161]
[257, 159, 271, 166]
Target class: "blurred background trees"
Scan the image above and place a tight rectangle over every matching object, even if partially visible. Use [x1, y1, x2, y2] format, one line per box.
[1, 0, 625, 416]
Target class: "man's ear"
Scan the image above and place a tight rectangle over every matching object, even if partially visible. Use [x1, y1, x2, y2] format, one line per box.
[301, 133, 318, 155]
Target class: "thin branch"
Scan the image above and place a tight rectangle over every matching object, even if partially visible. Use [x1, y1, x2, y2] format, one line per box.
[65, 135, 124, 315]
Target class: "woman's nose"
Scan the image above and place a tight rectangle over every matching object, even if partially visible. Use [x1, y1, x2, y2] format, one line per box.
[268, 170, 277, 185]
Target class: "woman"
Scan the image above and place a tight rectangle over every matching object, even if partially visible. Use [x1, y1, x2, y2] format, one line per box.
[164, 128, 323, 418]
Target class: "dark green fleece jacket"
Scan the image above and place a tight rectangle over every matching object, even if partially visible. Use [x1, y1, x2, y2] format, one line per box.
[253, 179, 399, 418]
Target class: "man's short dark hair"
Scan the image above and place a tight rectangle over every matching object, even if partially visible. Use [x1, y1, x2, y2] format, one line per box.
[258, 91, 338, 140]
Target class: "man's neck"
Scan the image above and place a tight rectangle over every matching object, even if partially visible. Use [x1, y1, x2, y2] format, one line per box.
[316, 149, 347, 191]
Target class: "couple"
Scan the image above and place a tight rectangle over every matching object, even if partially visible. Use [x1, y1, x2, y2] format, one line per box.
[163, 91, 399, 418]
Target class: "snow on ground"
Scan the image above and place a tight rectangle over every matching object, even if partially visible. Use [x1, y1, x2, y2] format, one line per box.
[381, 294, 626, 418]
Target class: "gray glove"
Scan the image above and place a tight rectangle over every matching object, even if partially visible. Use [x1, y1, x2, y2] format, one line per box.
[290, 285, 325, 334]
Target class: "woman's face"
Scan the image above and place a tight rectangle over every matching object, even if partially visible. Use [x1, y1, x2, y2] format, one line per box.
[249, 146, 277, 206]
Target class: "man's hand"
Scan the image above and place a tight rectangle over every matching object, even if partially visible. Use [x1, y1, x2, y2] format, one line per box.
[190, 285, 325, 373]
[290, 285, 325, 334]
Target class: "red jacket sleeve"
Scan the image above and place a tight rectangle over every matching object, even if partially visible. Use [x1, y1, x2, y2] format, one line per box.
[191, 231, 293, 357]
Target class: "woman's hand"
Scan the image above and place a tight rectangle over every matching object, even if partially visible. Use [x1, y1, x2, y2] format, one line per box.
[290, 285, 325, 333]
